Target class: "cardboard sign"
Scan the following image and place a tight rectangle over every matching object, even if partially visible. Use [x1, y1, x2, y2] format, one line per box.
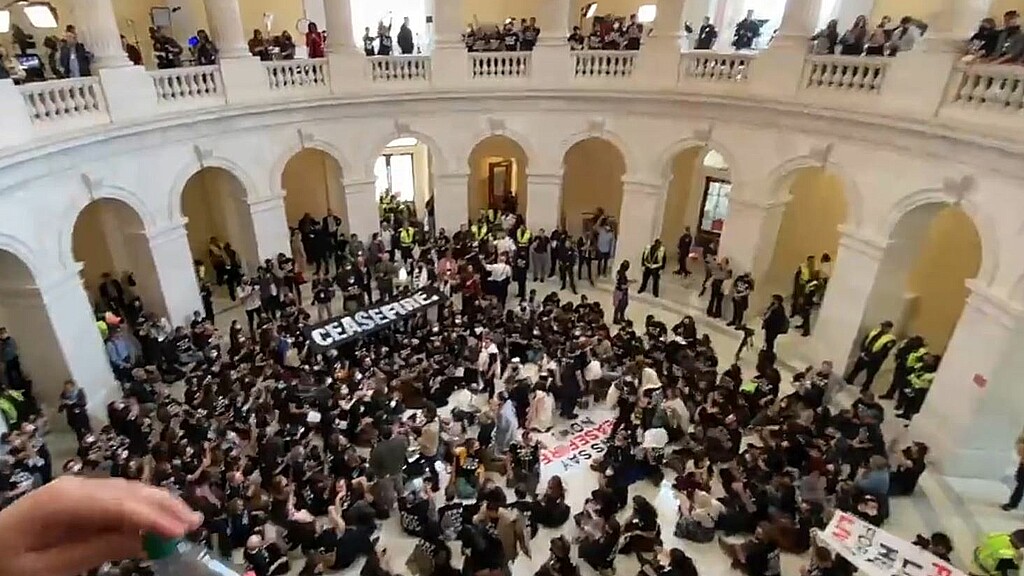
[540, 417, 614, 473]
[818, 512, 966, 576]
[303, 286, 447, 353]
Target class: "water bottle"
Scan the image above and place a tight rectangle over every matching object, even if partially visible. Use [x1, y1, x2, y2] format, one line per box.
[144, 534, 241, 576]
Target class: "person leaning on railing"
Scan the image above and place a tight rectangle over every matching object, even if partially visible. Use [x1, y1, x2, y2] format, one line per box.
[989, 11, 1024, 64]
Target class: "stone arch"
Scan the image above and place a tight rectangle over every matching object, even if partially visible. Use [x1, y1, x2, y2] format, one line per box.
[765, 154, 864, 230]
[269, 138, 353, 198]
[556, 127, 635, 175]
[657, 141, 736, 257]
[466, 124, 540, 168]
[466, 134, 530, 220]
[274, 143, 350, 230]
[168, 156, 260, 222]
[58, 186, 156, 271]
[363, 127, 448, 178]
[0, 232, 48, 285]
[656, 137, 738, 184]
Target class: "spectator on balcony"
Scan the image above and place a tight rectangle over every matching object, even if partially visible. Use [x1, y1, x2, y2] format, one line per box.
[991, 11, 1024, 64]
[121, 35, 143, 66]
[502, 22, 520, 51]
[865, 16, 891, 55]
[586, 26, 604, 50]
[151, 27, 183, 69]
[886, 16, 920, 55]
[810, 19, 839, 55]
[695, 16, 719, 50]
[43, 36, 62, 79]
[276, 30, 296, 59]
[194, 29, 218, 66]
[732, 10, 761, 51]
[521, 17, 540, 51]
[604, 20, 625, 50]
[624, 14, 644, 50]
[306, 22, 325, 59]
[363, 27, 377, 56]
[58, 27, 92, 78]
[838, 15, 868, 55]
[968, 18, 1000, 59]
[568, 26, 585, 50]
[249, 29, 271, 61]
[398, 17, 415, 55]
[377, 20, 394, 56]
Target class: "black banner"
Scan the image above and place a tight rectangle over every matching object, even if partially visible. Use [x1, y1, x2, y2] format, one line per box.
[304, 286, 447, 353]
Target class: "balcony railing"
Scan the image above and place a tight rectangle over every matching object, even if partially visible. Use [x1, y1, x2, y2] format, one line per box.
[18, 77, 109, 131]
[681, 51, 755, 83]
[150, 65, 224, 109]
[470, 52, 531, 80]
[369, 55, 430, 83]
[263, 59, 330, 93]
[802, 55, 889, 94]
[947, 63, 1024, 113]
[572, 50, 636, 79]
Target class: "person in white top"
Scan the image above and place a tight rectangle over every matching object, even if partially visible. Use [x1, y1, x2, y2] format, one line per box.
[493, 230, 515, 257]
[484, 255, 513, 307]
[240, 279, 262, 335]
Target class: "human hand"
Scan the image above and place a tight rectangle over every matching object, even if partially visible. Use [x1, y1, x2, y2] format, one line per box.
[0, 476, 202, 576]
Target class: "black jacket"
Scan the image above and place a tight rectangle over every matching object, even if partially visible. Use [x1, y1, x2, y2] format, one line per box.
[398, 24, 414, 53]
[58, 42, 92, 77]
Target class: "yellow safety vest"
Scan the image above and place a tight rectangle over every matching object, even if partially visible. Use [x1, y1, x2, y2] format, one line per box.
[906, 347, 928, 370]
[642, 245, 665, 268]
[400, 228, 415, 246]
[865, 328, 896, 354]
[740, 379, 759, 394]
[974, 533, 1019, 575]
[799, 263, 813, 283]
[909, 369, 935, 390]
[516, 227, 532, 246]
[471, 223, 488, 241]
[486, 209, 498, 223]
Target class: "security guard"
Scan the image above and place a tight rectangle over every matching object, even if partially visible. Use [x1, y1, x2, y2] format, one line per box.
[515, 225, 532, 249]
[791, 255, 817, 316]
[881, 335, 927, 401]
[398, 223, 416, 263]
[470, 219, 489, 243]
[972, 530, 1024, 576]
[484, 207, 500, 228]
[637, 239, 666, 298]
[845, 320, 897, 391]
[558, 234, 578, 295]
[896, 353, 938, 420]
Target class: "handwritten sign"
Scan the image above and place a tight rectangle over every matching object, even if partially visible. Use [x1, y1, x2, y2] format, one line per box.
[818, 512, 966, 576]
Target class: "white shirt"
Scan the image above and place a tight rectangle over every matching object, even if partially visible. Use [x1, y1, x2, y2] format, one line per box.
[485, 262, 512, 282]
[495, 237, 515, 255]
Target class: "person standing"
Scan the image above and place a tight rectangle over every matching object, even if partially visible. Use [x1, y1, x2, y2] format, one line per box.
[58, 380, 90, 440]
[674, 227, 693, 276]
[637, 239, 666, 297]
[376, 21, 394, 56]
[706, 257, 732, 319]
[512, 247, 529, 300]
[531, 229, 551, 282]
[576, 235, 595, 286]
[1002, 429, 1024, 511]
[882, 335, 927, 401]
[732, 10, 761, 50]
[223, 243, 243, 301]
[791, 255, 817, 317]
[521, 17, 541, 51]
[240, 279, 262, 336]
[199, 282, 214, 325]
[613, 261, 632, 324]
[596, 224, 615, 277]
[151, 26, 183, 68]
[0, 327, 23, 389]
[728, 272, 754, 328]
[375, 253, 398, 300]
[208, 236, 227, 286]
[397, 17, 415, 54]
[761, 294, 788, 356]
[59, 27, 92, 78]
[514, 224, 532, 251]
[306, 22, 325, 58]
[624, 14, 644, 50]
[559, 237, 578, 295]
[362, 26, 377, 56]
[896, 353, 938, 421]
[845, 321, 897, 391]
[695, 16, 719, 49]
[194, 29, 218, 65]
[313, 277, 335, 322]
[485, 255, 513, 308]
[398, 223, 416, 264]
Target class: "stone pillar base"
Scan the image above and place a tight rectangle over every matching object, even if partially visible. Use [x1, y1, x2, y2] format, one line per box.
[327, 51, 370, 95]
[219, 57, 269, 104]
[0, 79, 33, 148]
[97, 65, 158, 122]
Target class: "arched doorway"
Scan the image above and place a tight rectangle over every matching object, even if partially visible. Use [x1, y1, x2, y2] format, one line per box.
[72, 198, 168, 317]
[659, 147, 733, 265]
[181, 167, 260, 304]
[375, 137, 433, 226]
[281, 148, 348, 232]
[467, 135, 529, 221]
[761, 167, 847, 309]
[560, 137, 625, 236]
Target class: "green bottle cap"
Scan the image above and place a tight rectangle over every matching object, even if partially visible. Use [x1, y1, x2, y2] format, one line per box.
[143, 534, 180, 560]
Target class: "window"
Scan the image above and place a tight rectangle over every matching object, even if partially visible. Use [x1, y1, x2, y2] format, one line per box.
[374, 153, 415, 202]
[637, 4, 657, 23]
[699, 177, 731, 234]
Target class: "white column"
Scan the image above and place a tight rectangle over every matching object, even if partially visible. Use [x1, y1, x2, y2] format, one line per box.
[434, 172, 470, 237]
[637, 0, 686, 88]
[810, 227, 889, 373]
[204, 0, 266, 103]
[203, 0, 249, 58]
[323, 0, 357, 52]
[749, 0, 821, 97]
[615, 178, 664, 269]
[525, 172, 562, 234]
[324, 0, 367, 94]
[717, 195, 786, 279]
[69, 0, 130, 69]
[248, 195, 292, 263]
[913, 282, 1024, 480]
[776, 0, 824, 38]
[344, 178, 381, 242]
[531, 0, 573, 87]
[146, 222, 203, 326]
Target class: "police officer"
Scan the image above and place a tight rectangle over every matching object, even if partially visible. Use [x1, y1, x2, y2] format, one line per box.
[559, 235, 578, 295]
[512, 246, 530, 299]
[515, 225, 532, 250]
[881, 335, 927, 401]
[1002, 429, 1024, 512]
[794, 276, 820, 336]
[845, 320, 897, 391]
[398, 223, 416, 264]
[972, 530, 1024, 575]
[896, 353, 938, 421]
[637, 239, 667, 297]
[470, 219, 489, 243]
[791, 255, 816, 317]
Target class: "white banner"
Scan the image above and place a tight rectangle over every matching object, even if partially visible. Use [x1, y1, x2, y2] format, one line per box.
[818, 511, 966, 576]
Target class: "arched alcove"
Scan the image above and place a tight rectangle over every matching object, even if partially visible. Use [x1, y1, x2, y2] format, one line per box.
[72, 198, 167, 317]
[374, 137, 434, 226]
[467, 135, 529, 221]
[560, 137, 626, 236]
[281, 148, 348, 231]
[181, 167, 260, 300]
[762, 167, 848, 303]
[659, 146, 733, 261]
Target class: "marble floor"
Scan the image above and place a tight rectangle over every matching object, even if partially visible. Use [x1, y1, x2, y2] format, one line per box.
[80, 271, 1023, 574]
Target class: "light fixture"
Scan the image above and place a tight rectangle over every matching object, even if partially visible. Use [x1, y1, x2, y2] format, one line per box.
[638, 4, 657, 24]
[0, 10, 10, 34]
[23, 3, 57, 28]
[584, 2, 598, 19]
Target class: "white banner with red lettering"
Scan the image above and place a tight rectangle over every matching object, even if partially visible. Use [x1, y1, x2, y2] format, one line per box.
[818, 511, 966, 576]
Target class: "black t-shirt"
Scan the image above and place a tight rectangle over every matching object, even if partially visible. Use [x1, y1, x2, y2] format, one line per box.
[510, 442, 540, 471]
[615, 269, 629, 292]
[745, 539, 781, 576]
[313, 286, 333, 304]
[504, 30, 520, 50]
